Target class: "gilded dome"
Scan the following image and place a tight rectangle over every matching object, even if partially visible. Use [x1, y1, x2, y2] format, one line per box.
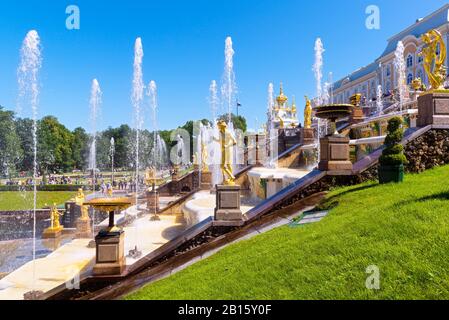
[276, 83, 288, 104]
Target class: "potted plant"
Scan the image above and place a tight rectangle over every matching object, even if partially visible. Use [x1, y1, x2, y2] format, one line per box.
[378, 117, 408, 184]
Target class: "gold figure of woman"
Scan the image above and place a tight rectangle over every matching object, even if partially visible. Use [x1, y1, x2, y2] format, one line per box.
[201, 142, 209, 173]
[46, 203, 62, 230]
[75, 188, 89, 220]
[304, 96, 312, 129]
[214, 120, 237, 185]
[420, 29, 447, 91]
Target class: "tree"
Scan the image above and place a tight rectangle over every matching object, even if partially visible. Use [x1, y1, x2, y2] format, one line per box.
[0, 107, 22, 177]
[38, 116, 74, 173]
[97, 125, 132, 170]
[218, 113, 247, 133]
[72, 127, 89, 170]
[15, 118, 34, 172]
[179, 119, 210, 162]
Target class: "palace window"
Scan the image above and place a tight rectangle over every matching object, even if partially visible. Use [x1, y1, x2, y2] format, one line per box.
[386, 65, 391, 77]
[406, 54, 413, 68]
[386, 81, 391, 93]
[417, 69, 423, 81]
[407, 73, 413, 85]
[418, 55, 423, 64]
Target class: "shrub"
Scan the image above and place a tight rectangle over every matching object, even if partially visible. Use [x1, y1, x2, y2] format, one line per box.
[379, 117, 408, 166]
[0, 185, 99, 192]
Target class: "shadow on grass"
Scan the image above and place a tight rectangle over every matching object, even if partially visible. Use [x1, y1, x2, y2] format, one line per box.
[393, 191, 449, 209]
[314, 184, 378, 211]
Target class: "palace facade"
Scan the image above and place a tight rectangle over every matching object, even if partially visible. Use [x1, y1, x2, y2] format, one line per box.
[332, 3, 449, 107]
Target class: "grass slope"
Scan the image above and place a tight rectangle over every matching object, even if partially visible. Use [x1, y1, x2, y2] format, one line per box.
[0, 191, 77, 211]
[126, 165, 449, 300]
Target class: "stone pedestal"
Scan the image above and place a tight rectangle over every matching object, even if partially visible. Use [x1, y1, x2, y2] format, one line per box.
[418, 92, 449, 126]
[42, 226, 63, 239]
[201, 171, 212, 190]
[214, 185, 243, 222]
[350, 107, 365, 124]
[318, 135, 353, 171]
[300, 128, 315, 145]
[93, 230, 125, 276]
[75, 217, 92, 239]
[147, 190, 160, 212]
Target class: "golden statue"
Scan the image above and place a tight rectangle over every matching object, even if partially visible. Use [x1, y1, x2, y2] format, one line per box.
[201, 142, 209, 173]
[75, 188, 89, 220]
[214, 120, 237, 185]
[42, 203, 64, 238]
[75, 188, 85, 206]
[145, 167, 156, 184]
[304, 96, 312, 129]
[420, 29, 447, 91]
[45, 203, 63, 231]
[107, 186, 113, 197]
[350, 93, 362, 107]
[412, 77, 422, 91]
[193, 152, 199, 166]
[291, 96, 297, 116]
[276, 116, 285, 129]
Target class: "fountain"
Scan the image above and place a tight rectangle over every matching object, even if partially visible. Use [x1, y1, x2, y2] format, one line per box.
[17, 30, 42, 300]
[209, 80, 222, 186]
[394, 41, 407, 113]
[221, 37, 237, 123]
[83, 197, 133, 275]
[129, 37, 145, 258]
[313, 102, 354, 171]
[220, 37, 239, 174]
[146, 80, 163, 221]
[377, 85, 383, 115]
[313, 38, 327, 158]
[88, 79, 102, 239]
[266, 83, 277, 168]
[110, 137, 115, 185]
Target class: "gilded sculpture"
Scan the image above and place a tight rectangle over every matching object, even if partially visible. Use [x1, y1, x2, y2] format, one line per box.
[201, 141, 209, 173]
[304, 96, 312, 129]
[420, 29, 447, 91]
[214, 120, 237, 185]
[75, 188, 89, 220]
[45, 203, 63, 231]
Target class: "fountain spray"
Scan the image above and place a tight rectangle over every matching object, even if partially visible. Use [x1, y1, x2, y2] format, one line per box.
[147, 81, 162, 222]
[110, 137, 115, 184]
[148, 81, 158, 168]
[130, 37, 144, 257]
[313, 38, 325, 162]
[313, 38, 325, 106]
[209, 81, 222, 185]
[18, 30, 42, 296]
[88, 79, 102, 238]
[209, 80, 219, 122]
[221, 37, 237, 124]
[377, 85, 383, 115]
[266, 83, 276, 168]
[394, 41, 406, 114]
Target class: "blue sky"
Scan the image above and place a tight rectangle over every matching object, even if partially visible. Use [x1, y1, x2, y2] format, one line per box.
[0, 0, 447, 131]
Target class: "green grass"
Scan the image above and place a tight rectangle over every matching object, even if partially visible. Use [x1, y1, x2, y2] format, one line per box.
[126, 164, 449, 300]
[0, 191, 77, 211]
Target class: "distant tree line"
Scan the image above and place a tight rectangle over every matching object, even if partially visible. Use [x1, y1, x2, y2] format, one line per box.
[0, 106, 247, 178]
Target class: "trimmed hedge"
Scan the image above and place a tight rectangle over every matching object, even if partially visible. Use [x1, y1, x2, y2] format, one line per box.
[0, 185, 100, 192]
[379, 117, 408, 166]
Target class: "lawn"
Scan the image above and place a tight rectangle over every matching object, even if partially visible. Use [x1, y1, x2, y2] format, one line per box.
[0, 191, 77, 211]
[126, 164, 449, 300]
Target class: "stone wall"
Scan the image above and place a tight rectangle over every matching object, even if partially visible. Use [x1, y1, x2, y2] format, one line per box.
[405, 129, 449, 173]
[270, 168, 378, 213]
